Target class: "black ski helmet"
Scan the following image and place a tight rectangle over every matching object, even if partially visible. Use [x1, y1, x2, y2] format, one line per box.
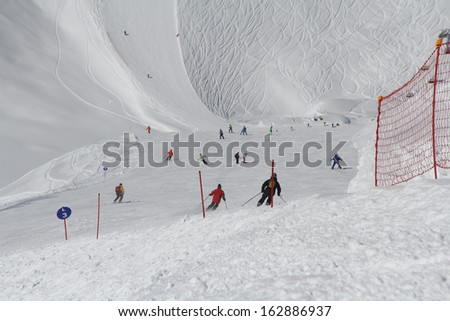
[218, 184, 222, 189]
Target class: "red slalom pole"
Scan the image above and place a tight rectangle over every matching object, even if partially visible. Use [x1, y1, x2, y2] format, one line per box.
[270, 160, 275, 208]
[64, 219, 68, 240]
[199, 171, 206, 218]
[96, 193, 101, 239]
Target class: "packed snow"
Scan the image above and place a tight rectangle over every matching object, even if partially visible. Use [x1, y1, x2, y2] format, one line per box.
[1, 0, 450, 301]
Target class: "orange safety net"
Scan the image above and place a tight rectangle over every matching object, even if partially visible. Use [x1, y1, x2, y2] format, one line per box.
[375, 41, 450, 186]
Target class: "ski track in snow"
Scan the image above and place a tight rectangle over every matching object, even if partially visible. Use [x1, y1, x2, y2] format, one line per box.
[54, 0, 144, 126]
[178, 0, 450, 119]
[2, 0, 450, 301]
[76, 0, 142, 126]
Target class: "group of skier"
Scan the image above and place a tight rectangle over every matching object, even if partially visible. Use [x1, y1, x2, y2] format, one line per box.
[220, 124, 275, 137]
[113, 171, 285, 210]
[234, 152, 247, 164]
[203, 172, 283, 211]
[113, 149, 344, 206]
[219, 125, 248, 138]
[113, 124, 345, 206]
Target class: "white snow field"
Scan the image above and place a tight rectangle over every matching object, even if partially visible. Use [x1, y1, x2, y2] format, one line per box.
[0, 0, 222, 187]
[2, 0, 450, 300]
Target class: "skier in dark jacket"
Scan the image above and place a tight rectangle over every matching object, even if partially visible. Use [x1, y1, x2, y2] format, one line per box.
[331, 154, 343, 169]
[206, 184, 226, 211]
[257, 173, 281, 206]
[219, 129, 225, 139]
[234, 152, 240, 164]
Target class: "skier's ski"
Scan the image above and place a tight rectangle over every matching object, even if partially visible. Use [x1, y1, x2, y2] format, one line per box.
[108, 200, 141, 205]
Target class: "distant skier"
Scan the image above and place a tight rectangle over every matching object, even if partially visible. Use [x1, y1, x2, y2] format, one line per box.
[147, 74, 152, 79]
[234, 152, 240, 164]
[219, 129, 225, 139]
[331, 154, 343, 169]
[206, 184, 226, 211]
[228, 124, 233, 133]
[114, 183, 125, 203]
[146, 126, 151, 134]
[198, 153, 208, 165]
[124, 30, 129, 36]
[243, 152, 248, 163]
[240, 125, 248, 135]
[269, 125, 273, 135]
[257, 173, 281, 206]
[166, 149, 173, 161]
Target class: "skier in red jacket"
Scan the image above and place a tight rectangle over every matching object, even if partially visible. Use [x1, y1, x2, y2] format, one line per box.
[206, 184, 226, 211]
[166, 149, 174, 161]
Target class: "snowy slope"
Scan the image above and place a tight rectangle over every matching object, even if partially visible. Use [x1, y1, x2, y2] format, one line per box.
[178, 0, 450, 118]
[3, 0, 449, 186]
[0, 0, 134, 186]
[2, 124, 450, 300]
[0, 0, 222, 187]
[2, 0, 450, 301]
[2, 116, 450, 300]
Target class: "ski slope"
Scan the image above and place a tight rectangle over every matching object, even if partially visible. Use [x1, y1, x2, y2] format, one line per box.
[2, 0, 450, 301]
[179, 0, 450, 118]
[2, 121, 450, 300]
[0, 0, 222, 187]
[2, 0, 449, 187]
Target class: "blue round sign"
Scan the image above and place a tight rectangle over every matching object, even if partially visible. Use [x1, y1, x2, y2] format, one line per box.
[57, 207, 72, 220]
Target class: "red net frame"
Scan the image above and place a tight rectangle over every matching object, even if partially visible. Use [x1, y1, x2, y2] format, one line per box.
[375, 41, 450, 187]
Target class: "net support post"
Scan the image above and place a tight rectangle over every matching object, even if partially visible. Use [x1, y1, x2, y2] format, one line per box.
[375, 95, 383, 187]
[431, 38, 442, 180]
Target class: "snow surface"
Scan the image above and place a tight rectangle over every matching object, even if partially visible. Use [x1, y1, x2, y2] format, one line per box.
[0, 0, 222, 186]
[2, 0, 450, 300]
[179, 0, 450, 118]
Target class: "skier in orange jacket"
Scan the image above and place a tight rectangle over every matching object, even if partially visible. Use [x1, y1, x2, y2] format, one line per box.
[114, 183, 125, 203]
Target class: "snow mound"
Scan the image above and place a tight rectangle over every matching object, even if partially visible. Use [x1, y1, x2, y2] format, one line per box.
[0, 134, 142, 211]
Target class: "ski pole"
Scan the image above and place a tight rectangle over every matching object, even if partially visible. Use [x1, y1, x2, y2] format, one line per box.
[198, 195, 210, 208]
[279, 195, 287, 203]
[224, 200, 228, 210]
[241, 192, 262, 207]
